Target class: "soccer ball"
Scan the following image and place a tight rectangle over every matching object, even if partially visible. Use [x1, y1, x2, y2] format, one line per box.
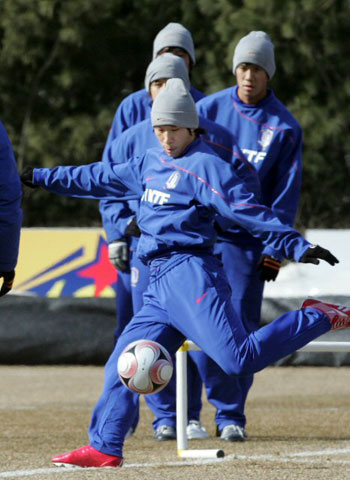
[117, 339, 173, 394]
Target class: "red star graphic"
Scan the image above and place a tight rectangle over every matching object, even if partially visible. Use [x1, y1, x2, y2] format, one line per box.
[78, 243, 117, 297]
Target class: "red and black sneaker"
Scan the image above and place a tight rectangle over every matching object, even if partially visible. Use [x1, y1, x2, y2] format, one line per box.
[301, 299, 350, 330]
[52, 445, 123, 468]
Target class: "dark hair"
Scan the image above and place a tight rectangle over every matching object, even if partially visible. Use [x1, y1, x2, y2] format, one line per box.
[158, 46, 194, 71]
[187, 127, 206, 138]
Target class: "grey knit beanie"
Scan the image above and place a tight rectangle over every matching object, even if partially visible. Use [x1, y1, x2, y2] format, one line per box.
[233, 31, 276, 79]
[144, 53, 190, 92]
[151, 78, 199, 128]
[153, 23, 196, 65]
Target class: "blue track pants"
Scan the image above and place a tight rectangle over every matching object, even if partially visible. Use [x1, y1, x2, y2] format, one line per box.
[89, 252, 331, 457]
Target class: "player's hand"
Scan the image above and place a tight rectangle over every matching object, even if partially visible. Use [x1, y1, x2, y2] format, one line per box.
[108, 240, 129, 272]
[257, 255, 281, 282]
[20, 166, 39, 188]
[125, 216, 141, 237]
[0, 270, 15, 297]
[300, 244, 339, 266]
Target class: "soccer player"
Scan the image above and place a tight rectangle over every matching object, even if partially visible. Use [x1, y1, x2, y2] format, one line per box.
[0, 120, 22, 297]
[196, 31, 304, 441]
[100, 23, 207, 441]
[102, 59, 259, 441]
[21, 79, 348, 468]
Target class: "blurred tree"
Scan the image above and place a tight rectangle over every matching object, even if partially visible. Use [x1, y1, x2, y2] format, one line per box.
[0, 0, 349, 227]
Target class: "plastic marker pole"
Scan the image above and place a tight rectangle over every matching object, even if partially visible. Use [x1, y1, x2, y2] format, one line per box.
[176, 341, 224, 459]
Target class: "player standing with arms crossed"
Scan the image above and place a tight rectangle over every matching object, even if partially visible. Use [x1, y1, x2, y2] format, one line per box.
[196, 31, 304, 441]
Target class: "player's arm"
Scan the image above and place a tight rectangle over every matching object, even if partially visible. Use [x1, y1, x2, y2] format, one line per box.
[21, 159, 143, 201]
[99, 132, 139, 271]
[195, 158, 337, 265]
[261, 127, 303, 259]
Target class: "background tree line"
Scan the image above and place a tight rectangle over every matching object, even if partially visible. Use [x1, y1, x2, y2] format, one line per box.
[0, 0, 349, 229]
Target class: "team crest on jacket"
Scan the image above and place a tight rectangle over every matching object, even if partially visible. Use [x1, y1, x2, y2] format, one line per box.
[258, 128, 274, 148]
[165, 171, 181, 190]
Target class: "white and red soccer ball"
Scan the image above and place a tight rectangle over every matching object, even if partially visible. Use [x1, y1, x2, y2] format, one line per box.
[117, 339, 173, 394]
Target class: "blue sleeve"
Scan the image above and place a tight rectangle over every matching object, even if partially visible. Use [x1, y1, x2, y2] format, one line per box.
[194, 158, 309, 262]
[100, 133, 136, 241]
[262, 127, 303, 259]
[0, 121, 23, 270]
[33, 159, 143, 202]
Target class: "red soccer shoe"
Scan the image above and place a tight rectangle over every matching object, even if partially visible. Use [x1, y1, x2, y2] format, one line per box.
[301, 299, 350, 330]
[52, 445, 123, 468]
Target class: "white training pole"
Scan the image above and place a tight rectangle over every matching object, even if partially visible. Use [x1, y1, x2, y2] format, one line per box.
[176, 341, 225, 459]
[176, 339, 350, 459]
[176, 347, 188, 452]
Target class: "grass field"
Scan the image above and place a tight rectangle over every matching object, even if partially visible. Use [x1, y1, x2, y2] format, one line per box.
[1, 365, 350, 480]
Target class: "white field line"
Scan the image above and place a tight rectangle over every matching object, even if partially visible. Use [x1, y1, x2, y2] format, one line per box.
[1, 447, 350, 477]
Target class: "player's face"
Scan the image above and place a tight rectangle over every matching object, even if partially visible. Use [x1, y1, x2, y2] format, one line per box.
[236, 63, 269, 105]
[157, 47, 191, 71]
[150, 79, 168, 101]
[154, 126, 194, 157]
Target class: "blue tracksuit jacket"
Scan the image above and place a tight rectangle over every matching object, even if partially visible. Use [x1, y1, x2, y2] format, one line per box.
[103, 116, 260, 241]
[0, 121, 22, 271]
[33, 137, 307, 263]
[197, 85, 302, 258]
[101, 85, 206, 242]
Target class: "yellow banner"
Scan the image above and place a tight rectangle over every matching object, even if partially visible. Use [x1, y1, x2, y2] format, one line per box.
[14, 228, 117, 298]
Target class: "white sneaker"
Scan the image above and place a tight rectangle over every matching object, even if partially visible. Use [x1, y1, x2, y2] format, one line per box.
[186, 420, 209, 440]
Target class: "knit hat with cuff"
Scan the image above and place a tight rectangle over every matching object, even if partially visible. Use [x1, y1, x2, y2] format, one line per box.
[153, 23, 196, 65]
[144, 53, 190, 92]
[151, 78, 199, 128]
[233, 31, 275, 79]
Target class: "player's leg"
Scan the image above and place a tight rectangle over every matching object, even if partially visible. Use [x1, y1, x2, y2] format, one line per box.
[175, 244, 262, 440]
[186, 352, 208, 439]
[53, 290, 185, 467]
[144, 353, 206, 441]
[130, 252, 177, 439]
[196, 240, 264, 441]
[114, 268, 133, 340]
[113, 239, 139, 434]
[194, 352, 250, 440]
[160, 252, 333, 377]
[133, 254, 205, 441]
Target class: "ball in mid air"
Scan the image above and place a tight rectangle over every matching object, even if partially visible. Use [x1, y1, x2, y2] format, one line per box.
[117, 339, 173, 394]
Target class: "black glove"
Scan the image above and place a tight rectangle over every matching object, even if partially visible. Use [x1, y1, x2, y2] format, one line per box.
[0, 270, 15, 297]
[21, 166, 39, 188]
[108, 240, 129, 272]
[300, 244, 339, 266]
[257, 255, 281, 282]
[125, 216, 141, 237]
